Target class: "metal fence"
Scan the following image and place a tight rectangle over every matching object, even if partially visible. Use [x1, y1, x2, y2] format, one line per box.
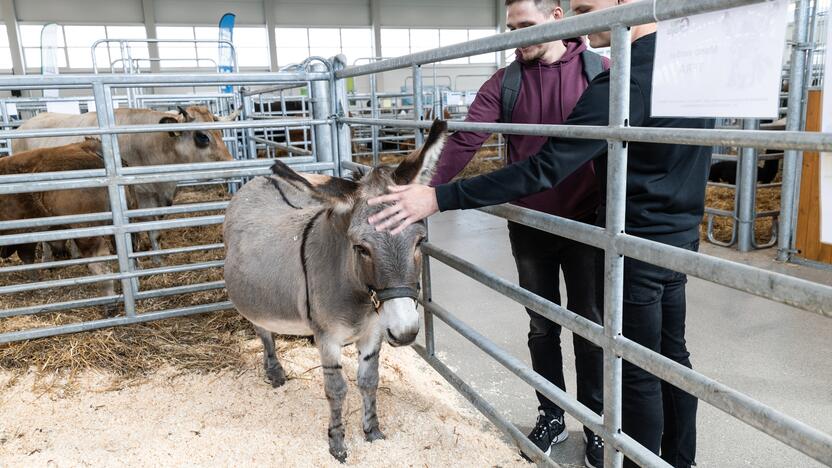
[335, 0, 832, 466]
[0, 0, 831, 467]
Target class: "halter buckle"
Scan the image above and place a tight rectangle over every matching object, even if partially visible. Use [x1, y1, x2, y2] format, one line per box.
[369, 289, 381, 312]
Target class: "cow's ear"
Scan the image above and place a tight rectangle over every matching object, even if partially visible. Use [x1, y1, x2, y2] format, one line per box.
[392, 119, 448, 185]
[270, 160, 358, 214]
[159, 116, 182, 137]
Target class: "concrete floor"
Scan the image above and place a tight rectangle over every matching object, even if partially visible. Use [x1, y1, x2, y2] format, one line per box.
[422, 209, 832, 468]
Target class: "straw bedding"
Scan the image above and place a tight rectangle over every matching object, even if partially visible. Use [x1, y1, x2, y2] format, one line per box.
[0, 179, 527, 466]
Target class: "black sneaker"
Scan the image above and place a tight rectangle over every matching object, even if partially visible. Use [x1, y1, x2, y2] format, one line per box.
[522, 410, 568, 460]
[584, 431, 604, 468]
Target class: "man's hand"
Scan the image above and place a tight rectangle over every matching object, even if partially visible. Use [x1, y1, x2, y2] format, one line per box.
[367, 184, 439, 235]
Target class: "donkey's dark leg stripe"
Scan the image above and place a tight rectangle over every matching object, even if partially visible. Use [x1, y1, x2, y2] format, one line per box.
[322, 364, 343, 370]
[268, 176, 301, 210]
[300, 210, 325, 323]
[361, 350, 378, 362]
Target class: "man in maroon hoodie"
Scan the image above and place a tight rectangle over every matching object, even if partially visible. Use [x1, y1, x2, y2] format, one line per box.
[429, 1, 607, 465]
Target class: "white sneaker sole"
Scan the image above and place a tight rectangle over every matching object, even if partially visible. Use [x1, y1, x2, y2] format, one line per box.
[544, 429, 569, 456]
[583, 433, 602, 468]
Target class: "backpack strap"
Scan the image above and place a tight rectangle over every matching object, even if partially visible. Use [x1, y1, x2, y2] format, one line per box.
[580, 49, 604, 83]
[500, 60, 523, 124]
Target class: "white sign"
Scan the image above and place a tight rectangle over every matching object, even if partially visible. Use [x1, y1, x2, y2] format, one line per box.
[820, 15, 832, 244]
[652, 0, 789, 118]
[46, 100, 81, 115]
[5, 103, 17, 117]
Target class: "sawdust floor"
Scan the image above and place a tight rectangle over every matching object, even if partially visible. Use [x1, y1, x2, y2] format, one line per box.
[0, 340, 528, 467]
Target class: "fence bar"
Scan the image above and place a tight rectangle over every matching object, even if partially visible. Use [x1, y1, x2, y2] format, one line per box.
[0, 302, 233, 345]
[310, 62, 335, 175]
[0, 73, 329, 90]
[421, 220, 436, 357]
[0, 215, 224, 247]
[615, 234, 832, 316]
[411, 344, 558, 467]
[93, 82, 138, 317]
[336, 0, 766, 78]
[412, 64, 424, 146]
[422, 300, 666, 467]
[251, 136, 314, 156]
[737, 119, 759, 252]
[603, 24, 631, 468]
[0, 254, 118, 274]
[130, 243, 224, 259]
[425, 241, 832, 465]
[479, 203, 831, 316]
[612, 334, 832, 466]
[0, 118, 326, 142]
[0, 280, 226, 320]
[778, 0, 812, 261]
[339, 117, 832, 153]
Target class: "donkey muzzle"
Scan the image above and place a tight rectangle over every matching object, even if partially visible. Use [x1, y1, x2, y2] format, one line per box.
[371, 286, 420, 347]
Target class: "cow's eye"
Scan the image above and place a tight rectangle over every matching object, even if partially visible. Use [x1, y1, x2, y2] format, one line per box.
[353, 245, 371, 257]
[194, 131, 210, 148]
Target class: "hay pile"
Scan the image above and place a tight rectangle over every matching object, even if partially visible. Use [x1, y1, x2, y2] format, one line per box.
[0, 341, 528, 467]
[700, 180, 781, 246]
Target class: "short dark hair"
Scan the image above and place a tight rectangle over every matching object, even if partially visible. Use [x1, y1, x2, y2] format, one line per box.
[505, 0, 561, 14]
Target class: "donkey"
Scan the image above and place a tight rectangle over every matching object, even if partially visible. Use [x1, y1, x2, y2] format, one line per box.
[223, 119, 448, 462]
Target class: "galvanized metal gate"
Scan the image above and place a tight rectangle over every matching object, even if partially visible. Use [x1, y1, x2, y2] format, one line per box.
[0, 1, 830, 467]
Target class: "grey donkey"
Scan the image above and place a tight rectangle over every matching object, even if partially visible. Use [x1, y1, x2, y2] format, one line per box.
[223, 119, 448, 462]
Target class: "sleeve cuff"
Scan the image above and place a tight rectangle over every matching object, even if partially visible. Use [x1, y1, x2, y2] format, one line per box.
[434, 183, 461, 212]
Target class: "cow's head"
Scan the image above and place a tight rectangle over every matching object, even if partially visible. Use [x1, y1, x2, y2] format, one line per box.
[271, 119, 448, 347]
[158, 106, 239, 163]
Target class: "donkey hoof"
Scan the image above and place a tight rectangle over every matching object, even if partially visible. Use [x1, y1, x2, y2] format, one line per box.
[364, 427, 385, 442]
[329, 447, 348, 463]
[266, 367, 286, 388]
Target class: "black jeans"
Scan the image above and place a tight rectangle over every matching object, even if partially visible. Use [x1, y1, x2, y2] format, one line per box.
[507, 220, 604, 430]
[609, 239, 699, 468]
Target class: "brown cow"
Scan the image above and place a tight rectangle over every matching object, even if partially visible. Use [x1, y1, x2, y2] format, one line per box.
[13, 106, 239, 261]
[0, 138, 137, 309]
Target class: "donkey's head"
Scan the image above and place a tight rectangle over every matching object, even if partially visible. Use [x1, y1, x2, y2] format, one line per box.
[271, 119, 448, 347]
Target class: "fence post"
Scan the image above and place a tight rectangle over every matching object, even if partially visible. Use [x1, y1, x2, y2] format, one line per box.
[778, 0, 812, 261]
[333, 56, 352, 176]
[737, 119, 759, 252]
[412, 64, 424, 146]
[604, 24, 632, 468]
[422, 220, 436, 357]
[92, 81, 138, 316]
[311, 62, 335, 174]
[370, 71, 381, 166]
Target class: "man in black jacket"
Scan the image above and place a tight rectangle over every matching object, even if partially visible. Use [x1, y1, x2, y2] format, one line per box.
[368, 1, 710, 467]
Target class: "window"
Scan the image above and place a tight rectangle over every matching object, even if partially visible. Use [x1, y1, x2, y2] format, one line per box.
[381, 28, 498, 64]
[20, 23, 148, 71]
[158, 25, 269, 69]
[0, 26, 12, 71]
[276, 27, 373, 67]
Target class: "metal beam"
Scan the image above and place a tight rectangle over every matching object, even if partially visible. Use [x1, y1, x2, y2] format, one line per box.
[264, 0, 278, 71]
[141, 0, 161, 74]
[2, 0, 25, 76]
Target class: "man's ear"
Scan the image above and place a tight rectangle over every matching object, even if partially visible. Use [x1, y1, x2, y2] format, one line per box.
[159, 116, 182, 137]
[553, 6, 564, 19]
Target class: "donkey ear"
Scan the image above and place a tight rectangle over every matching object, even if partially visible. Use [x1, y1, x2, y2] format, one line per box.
[393, 119, 448, 185]
[270, 161, 358, 213]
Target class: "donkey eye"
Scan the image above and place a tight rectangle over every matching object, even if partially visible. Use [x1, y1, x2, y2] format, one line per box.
[416, 237, 426, 247]
[353, 245, 371, 257]
[194, 131, 210, 148]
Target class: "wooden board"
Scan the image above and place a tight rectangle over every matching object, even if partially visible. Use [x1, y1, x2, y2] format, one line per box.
[795, 90, 832, 264]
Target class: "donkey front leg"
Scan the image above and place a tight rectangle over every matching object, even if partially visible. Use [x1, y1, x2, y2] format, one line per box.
[356, 332, 384, 442]
[254, 325, 286, 387]
[318, 337, 348, 463]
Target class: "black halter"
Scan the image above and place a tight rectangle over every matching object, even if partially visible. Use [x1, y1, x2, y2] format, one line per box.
[367, 285, 420, 313]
